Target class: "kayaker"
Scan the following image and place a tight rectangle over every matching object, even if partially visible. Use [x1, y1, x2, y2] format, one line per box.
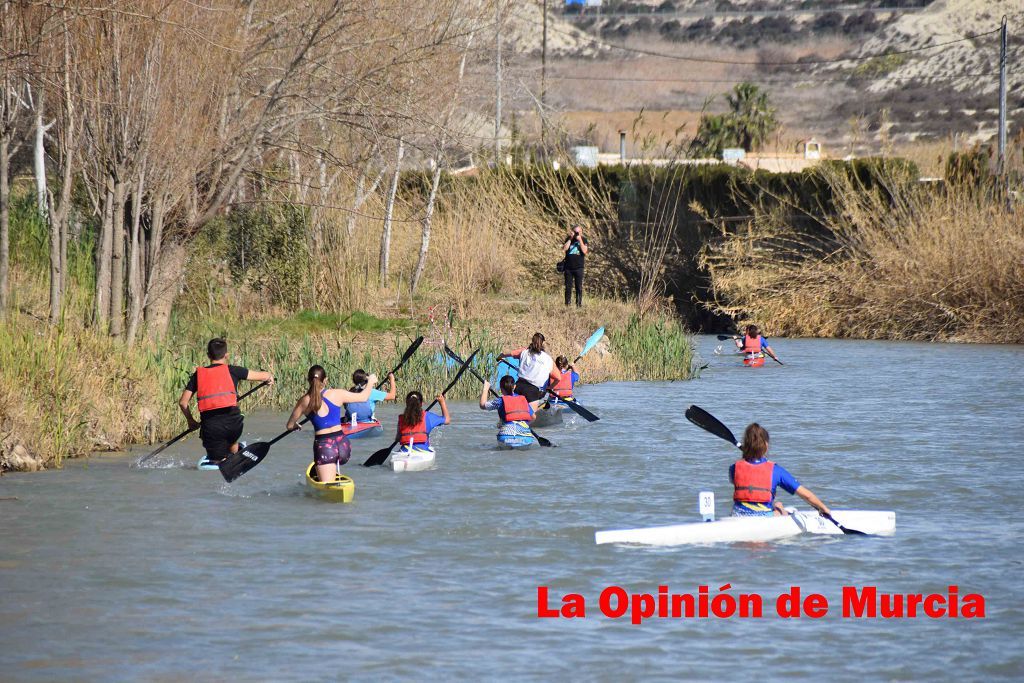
[395, 390, 450, 451]
[178, 338, 274, 465]
[286, 365, 378, 484]
[734, 324, 781, 363]
[730, 423, 832, 518]
[548, 355, 579, 404]
[498, 332, 560, 406]
[480, 375, 535, 445]
[343, 368, 396, 424]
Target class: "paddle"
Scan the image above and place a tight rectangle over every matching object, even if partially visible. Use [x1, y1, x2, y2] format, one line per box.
[684, 404, 866, 536]
[573, 327, 605, 363]
[445, 345, 553, 449]
[497, 358, 599, 422]
[136, 380, 270, 467]
[219, 336, 424, 482]
[363, 348, 480, 466]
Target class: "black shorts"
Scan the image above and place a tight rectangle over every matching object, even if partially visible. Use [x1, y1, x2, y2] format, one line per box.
[199, 412, 244, 461]
[514, 378, 545, 403]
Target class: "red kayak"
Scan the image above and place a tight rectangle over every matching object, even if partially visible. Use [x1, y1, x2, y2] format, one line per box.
[342, 420, 384, 439]
[742, 355, 766, 367]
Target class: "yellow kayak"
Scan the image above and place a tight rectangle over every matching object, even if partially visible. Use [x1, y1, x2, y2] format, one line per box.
[304, 462, 355, 503]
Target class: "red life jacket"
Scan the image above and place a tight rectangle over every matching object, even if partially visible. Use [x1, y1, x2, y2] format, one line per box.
[551, 371, 573, 399]
[397, 413, 429, 445]
[733, 459, 774, 503]
[740, 334, 763, 354]
[500, 394, 533, 423]
[196, 365, 237, 412]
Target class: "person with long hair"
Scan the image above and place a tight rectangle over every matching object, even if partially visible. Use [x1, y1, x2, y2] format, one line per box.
[395, 390, 450, 452]
[343, 369, 396, 424]
[479, 375, 535, 447]
[730, 423, 832, 518]
[286, 365, 378, 484]
[547, 355, 579, 403]
[734, 324, 781, 364]
[497, 332, 560, 406]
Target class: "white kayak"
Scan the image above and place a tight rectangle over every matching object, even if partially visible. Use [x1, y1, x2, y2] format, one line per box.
[595, 509, 896, 546]
[388, 447, 436, 472]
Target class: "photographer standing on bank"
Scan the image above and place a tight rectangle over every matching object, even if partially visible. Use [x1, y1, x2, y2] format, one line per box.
[561, 224, 589, 308]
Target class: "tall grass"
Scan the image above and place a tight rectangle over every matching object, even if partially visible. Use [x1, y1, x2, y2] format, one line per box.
[700, 166, 1024, 341]
[614, 315, 697, 380]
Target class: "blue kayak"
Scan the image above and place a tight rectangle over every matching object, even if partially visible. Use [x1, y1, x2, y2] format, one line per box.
[497, 433, 537, 450]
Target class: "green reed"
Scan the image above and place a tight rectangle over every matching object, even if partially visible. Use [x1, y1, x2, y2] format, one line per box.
[612, 315, 698, 381]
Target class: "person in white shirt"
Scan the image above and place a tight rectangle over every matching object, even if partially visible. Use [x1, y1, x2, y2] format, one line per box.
[497, 332, 562, 406]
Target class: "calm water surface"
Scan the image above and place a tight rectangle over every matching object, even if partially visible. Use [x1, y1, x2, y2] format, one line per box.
[2, 336, 1023, 681]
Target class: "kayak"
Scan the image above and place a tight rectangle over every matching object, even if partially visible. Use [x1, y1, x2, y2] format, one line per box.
[595, 509, 895, 546]
[742, 354, 765, 367]
[532, 404, 564, 429]
[497, 433, 538, 450]
[342, 420, 384, 439]
[388, 446, 436, 472]
[304, 462, 355, 503]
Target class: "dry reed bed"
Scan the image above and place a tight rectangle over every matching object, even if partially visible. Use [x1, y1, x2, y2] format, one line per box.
[701, 169, 1024, 342]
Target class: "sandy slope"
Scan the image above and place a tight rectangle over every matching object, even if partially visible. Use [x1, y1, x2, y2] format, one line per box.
[851, 0, 1022, 96]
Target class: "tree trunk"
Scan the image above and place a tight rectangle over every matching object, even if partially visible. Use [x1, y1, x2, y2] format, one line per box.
[411, 161, 441, 294]
[0, 136, 9, 319]
[144, 239, 186, 341]
[108, 178, 126, 337]
[33, 95, 47, 218]
[126, 170, 145, 346]
[94, 179, 114, 329]
[378, 137, 403, 287]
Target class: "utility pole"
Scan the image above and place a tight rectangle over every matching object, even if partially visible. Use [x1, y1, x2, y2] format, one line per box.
[541, 0, 548, 148]
[997, 15, 1007, 178]
[495, 1, 503, 162]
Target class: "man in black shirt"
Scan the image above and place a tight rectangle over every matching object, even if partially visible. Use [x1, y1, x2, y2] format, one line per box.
[178, 338, 274, 463]
[562, 224, 589, 307]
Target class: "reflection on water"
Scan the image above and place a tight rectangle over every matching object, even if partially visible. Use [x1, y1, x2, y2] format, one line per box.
[1, 336, 1023, 681]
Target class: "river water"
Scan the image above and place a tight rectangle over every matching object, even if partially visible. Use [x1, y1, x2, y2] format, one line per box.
[2, 336, 1022, 681]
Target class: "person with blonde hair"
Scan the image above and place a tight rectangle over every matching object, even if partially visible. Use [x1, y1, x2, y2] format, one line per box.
[730, 423, 831, 518]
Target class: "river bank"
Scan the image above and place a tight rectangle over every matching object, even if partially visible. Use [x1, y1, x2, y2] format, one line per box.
[0, 294, 696, 473]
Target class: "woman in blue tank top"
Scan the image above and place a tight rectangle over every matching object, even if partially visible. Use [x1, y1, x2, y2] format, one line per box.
[286, 365, 378, 484]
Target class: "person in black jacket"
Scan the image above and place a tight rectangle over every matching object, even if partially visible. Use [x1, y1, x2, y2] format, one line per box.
[561, 224, 589, 307]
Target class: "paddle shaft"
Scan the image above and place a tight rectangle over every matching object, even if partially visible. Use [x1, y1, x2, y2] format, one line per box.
[363, 349, 479, 466]
[444, 346, 552, 448]
[138, 380, 270, 464]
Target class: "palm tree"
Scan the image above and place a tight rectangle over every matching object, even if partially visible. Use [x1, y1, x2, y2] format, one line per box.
[691, 113, 735, 157]
[726, 82, 779, 152]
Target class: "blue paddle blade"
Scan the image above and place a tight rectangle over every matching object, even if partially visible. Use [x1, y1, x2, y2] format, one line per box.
[579, 327, 605, 359]
[493, 355, 519, 385]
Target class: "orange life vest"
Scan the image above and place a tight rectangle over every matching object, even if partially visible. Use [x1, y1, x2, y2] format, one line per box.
[397, 413, 429, 445]
[551, 371, 574, 399]
[733, 459, 774, 503]
[740, 334, 763, 354]
[500, 394, 533, 423]
[196, 365, 237, 412]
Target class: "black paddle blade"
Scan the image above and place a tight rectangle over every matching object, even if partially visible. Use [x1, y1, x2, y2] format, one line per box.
[685, 405, 740, 448]
[557, 396, 599, 422]
[218, 441, 272, 483]
[392, 336, 424, 375]
[530, 428, 553, 448]
[716, 334, 737, 341]
[362, 440, 397, 467]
